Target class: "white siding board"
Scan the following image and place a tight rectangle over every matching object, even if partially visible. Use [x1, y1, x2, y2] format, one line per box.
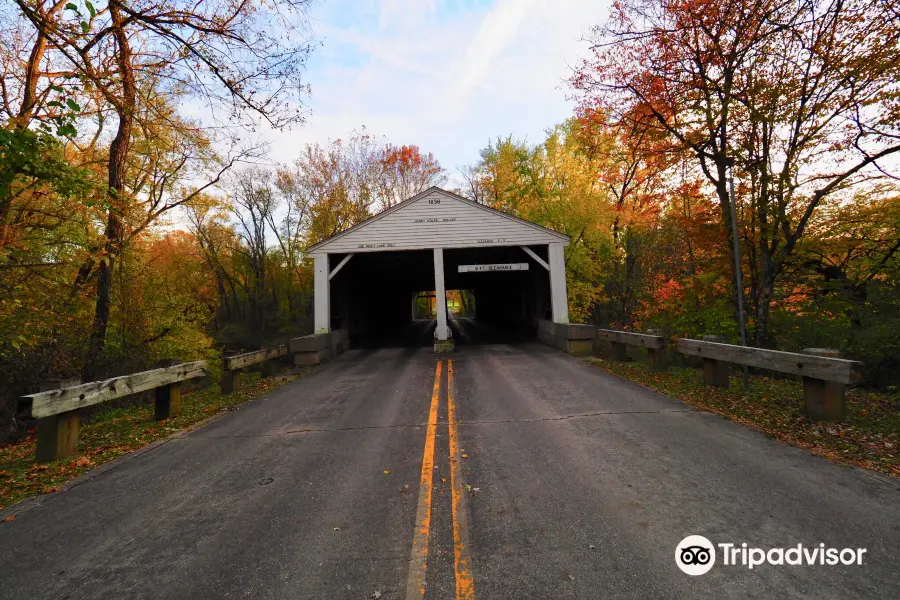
[310, 188, 568, 253]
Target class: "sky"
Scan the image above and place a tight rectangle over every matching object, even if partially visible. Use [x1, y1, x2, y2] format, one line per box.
[263, 0, 611, 183]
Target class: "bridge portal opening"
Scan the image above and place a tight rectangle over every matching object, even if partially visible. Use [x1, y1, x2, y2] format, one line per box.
[326, 246, 552, 347]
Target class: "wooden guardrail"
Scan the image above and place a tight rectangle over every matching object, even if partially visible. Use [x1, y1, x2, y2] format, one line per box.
[596, 328, 667, 371]
[221, 344, 289, 394]
[19, 361, 208, 462]
[15, 332, 348, 463]
[676, 339, 860, 385]
[677, 338, 862, 421]
[594, 327, 863, 422]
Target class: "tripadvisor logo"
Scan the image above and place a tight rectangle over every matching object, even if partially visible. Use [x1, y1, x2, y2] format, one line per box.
[675, 536, 867, 575]
[676, 535, 716, 575]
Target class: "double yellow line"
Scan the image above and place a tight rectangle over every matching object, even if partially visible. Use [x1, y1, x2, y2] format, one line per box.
[405, 360, 476, 600]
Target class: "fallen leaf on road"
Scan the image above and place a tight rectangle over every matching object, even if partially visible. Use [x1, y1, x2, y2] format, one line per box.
[2, 515, 15, 522]
[371, 591, 382, 599]
[333, 527, 341, 532]
[383, 470, 391, 475]
[441, 477, 447, 483]
[461, 454, 469, 459]
[42, 486, 59, 494]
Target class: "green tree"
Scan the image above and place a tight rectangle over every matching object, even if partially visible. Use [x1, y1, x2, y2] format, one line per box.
[470, 122, 616, 322]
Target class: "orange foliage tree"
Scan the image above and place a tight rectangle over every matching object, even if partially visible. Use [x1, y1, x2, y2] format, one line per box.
[572, 0, 900, 345]
[377, 145, 446, 208]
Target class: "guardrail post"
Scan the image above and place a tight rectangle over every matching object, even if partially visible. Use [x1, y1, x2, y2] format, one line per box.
[154, 359, 183, 420]
[154, 383, 182, 420]
[646, 329, 668, 371]
[802, 348, 846, 422]
[611, 335, 630, 362]
[221, 368, 240, 394]
[261, 357, 280, 378]
[700, 335, 730, 387]
[35, 379, 81, 463]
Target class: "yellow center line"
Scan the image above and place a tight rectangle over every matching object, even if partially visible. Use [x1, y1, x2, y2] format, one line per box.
[448, 360, 476, 600]
[405, 360, 442, 599]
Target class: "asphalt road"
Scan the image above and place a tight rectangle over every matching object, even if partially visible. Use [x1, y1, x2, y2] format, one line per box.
[1, 340, 898, 599]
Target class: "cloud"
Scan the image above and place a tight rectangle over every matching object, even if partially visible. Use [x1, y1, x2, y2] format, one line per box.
[445, 0, 541, 112]
[263, 0, 611, 178]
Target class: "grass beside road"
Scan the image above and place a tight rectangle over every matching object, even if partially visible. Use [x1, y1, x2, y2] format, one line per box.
[0, 370, 303, 513]
[586, 357, 900, 478]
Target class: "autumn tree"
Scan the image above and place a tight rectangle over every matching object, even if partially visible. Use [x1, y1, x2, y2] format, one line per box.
[458, 163, 490, 205]
[376, 144, 446, 208]
[288, 131, 382, 245]
[182, 133, 447, 347]
[285, 131, 446, 246]
[112, 230, 218, 370]
[780, 188, 900, 379]
[0, 3, 93, 246]
[469, 122, 616, 322]
[272, 165, 316, 316]
[11, 0, 314, 376]
[572, 0, 900, 345]
[185, 194, 243, 325]
[573, 106, 673, 325]
[228, 169, 276, 332]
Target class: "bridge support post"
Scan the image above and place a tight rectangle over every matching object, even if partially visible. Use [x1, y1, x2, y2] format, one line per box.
[433, 248, 454, 352]
[549, 242, 568, 324]
[314, 253, 330, 334]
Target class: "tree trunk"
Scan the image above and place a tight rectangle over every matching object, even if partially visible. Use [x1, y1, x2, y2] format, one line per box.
[754, 274, 776, 349]
[1, 25, 50, 241]
[83, 2, 135, 379]
[710, 156, 748, 340]
[16, 29, 48, 128]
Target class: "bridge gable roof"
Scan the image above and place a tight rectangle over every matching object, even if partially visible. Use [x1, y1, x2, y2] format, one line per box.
[307, 187, 569, 254]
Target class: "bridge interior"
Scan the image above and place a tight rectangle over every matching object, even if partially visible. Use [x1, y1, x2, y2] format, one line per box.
[327, 246, 552, 347]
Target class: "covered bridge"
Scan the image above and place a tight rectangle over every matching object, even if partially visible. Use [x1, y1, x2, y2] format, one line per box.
[303, 187, 590, 354]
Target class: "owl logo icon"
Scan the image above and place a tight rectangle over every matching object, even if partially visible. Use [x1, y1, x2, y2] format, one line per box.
[676, 535, 716, 575]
